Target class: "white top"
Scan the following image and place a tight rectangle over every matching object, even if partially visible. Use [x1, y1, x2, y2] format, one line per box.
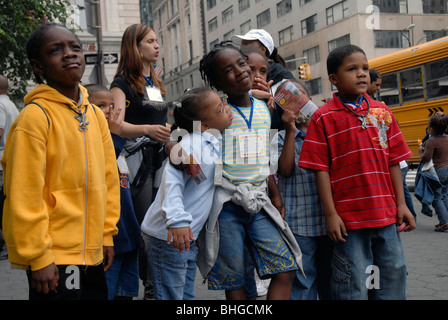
[141, 130, 221, 240]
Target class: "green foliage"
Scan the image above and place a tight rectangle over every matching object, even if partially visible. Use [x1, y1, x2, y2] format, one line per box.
[0, 0, 73, 103]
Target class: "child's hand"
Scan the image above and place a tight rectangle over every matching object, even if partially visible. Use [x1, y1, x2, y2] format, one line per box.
[326, 214, 348, 242]
[103, 246, 115, 271]
[281, 109, 297, 132]
[167, 227, 195, 252]
[107, 104, 123, 135]
[397, 203, 416, 232]
[253, 77, 273, 93]
[31, 263, 59, 294]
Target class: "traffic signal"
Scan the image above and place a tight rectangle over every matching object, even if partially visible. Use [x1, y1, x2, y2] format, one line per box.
[299, 63, 311, 80]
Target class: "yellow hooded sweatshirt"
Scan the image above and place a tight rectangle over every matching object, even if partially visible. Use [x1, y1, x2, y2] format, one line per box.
[1, 84, 120, 271]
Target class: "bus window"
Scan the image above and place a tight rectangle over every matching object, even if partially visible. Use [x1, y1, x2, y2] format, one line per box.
[425, 58, 448, 100]
[400, 66, 424, 103]
[378, 73, 400, 106]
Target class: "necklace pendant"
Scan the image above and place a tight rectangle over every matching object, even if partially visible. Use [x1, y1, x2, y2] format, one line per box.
[75, 113, 89, 131]
[359, 116, 368, 129]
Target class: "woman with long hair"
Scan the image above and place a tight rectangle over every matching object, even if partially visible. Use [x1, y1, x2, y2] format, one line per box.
[110, 24, 170, 300]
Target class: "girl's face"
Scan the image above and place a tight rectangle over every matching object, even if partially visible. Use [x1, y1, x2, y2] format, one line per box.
[138, 30, 160, 64]
[32, 26, 85, 91]
[213, 48, 253, 96]
[247, 52, 268, 82]
[201, 91, 233, 132]
[329, 51, 370, 101]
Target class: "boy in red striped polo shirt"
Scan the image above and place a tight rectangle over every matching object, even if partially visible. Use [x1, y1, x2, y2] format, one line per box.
[298, 44, 416, 300]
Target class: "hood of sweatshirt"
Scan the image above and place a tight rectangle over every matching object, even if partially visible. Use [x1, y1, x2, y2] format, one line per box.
[24, 83, 89, 107]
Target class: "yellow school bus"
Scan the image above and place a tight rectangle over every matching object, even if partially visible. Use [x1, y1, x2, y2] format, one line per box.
[368, 36, 448, 165]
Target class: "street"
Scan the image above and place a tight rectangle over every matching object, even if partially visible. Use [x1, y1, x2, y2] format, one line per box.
[1, 191, 447, 300]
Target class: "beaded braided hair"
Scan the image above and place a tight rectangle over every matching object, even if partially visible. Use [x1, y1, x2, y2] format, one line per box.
[199, 41, 248, 91]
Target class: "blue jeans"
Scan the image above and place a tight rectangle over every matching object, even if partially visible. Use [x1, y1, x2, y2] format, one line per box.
[401, 166, 416, 219]
[330, 224, 407, 300]
[433, 166, 448, 224]
[207, 201, 297, 291]
[292, 235, 333, 300]
[104, 249, 140, 299]
[145, 234, 197, 300]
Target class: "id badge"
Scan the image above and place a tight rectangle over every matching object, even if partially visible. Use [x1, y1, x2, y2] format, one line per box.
[117, 154, 129, 174]
[214, 163, 223, 185]
[239, 134, 265, 158]
[146, 86, 164, 102]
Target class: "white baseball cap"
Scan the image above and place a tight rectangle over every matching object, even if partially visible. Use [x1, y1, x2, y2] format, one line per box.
[232, 29, 275, 56]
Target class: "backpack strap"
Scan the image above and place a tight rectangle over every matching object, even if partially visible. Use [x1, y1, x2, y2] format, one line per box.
[26, 102, 50, 129]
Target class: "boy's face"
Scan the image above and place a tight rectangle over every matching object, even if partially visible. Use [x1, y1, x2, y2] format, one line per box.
[367, 77, 382, 96]
[329, 52, 370, 100]
[213, 48, 253, 95]
[90, 91, 114, 120]
[32, 26, 85, 90]
[247, 52, 268, 82]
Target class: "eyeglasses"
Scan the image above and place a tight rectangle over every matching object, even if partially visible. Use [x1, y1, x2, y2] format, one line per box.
[201, 101, 226, 123]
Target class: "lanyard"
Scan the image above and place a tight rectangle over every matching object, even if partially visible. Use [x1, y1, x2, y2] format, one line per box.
[143, 75, 153, 87]
[229, 98, 254, 129]
[341, 95, 364, 109]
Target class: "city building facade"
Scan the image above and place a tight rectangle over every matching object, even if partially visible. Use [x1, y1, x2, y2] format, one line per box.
[150, 0, 207, 102]
[151, 0, 447, 104]
[69, 0, 141, 86]
[203, 0, 447, 104]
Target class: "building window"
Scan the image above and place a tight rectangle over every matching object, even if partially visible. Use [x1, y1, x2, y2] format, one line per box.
[239, 0, 250, 13]
[328, 34, 350, 52]
[224, 29, 235, 41]
[285, 54, 296, 71]
[422, 0, 448, 13]
[326, 1, 348, 25]
[209, 39, 219, 50]
[240, 20, 251, 35]
[374, 30, 410, 48]
[372, 0, 408, 13]
[300, 0, 313, 5]
[207, 0, 216, 10]
[208, 17, 218, 32]
[277, 0, 292, 17]
[301, 14, 317, 36]
[279, 26, 293, 45]
[257, 9, 271, 28]
[222, 6, 234, 24]
[305, 78, 322, 96]
[303, 46, 320, 65]
[422, 29, 448, 43]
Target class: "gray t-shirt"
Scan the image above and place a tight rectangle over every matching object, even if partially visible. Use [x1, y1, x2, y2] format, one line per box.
[0, 95, 19, 166]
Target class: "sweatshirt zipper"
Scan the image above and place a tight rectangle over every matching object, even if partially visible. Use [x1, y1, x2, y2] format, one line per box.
[80, 107, 89, 266]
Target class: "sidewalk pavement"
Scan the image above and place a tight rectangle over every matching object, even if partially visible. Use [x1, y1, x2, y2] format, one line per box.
[0, 193, 447, 300]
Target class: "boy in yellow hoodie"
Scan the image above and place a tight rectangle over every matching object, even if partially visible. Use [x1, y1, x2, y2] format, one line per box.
[1, 23, 120, 299]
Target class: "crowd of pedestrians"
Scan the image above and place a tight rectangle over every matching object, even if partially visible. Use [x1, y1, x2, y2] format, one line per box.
[2, 22, 446, 301]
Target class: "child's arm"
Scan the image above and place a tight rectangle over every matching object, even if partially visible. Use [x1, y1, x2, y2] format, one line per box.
[268, 175, 285, 218]
[389, 164, 416, 232]
[278, 109, 297, 178]
[316, 170, 347, 242]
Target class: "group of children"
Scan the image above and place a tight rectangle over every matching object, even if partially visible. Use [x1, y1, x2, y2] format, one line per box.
[1, 23, 417, 301]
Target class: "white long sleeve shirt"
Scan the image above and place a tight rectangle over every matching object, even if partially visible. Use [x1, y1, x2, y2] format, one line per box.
[141, 131, 221, 240]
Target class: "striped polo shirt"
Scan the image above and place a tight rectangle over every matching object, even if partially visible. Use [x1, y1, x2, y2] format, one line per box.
[298, 93, 412, 230]
[222, 97, 271, 185]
